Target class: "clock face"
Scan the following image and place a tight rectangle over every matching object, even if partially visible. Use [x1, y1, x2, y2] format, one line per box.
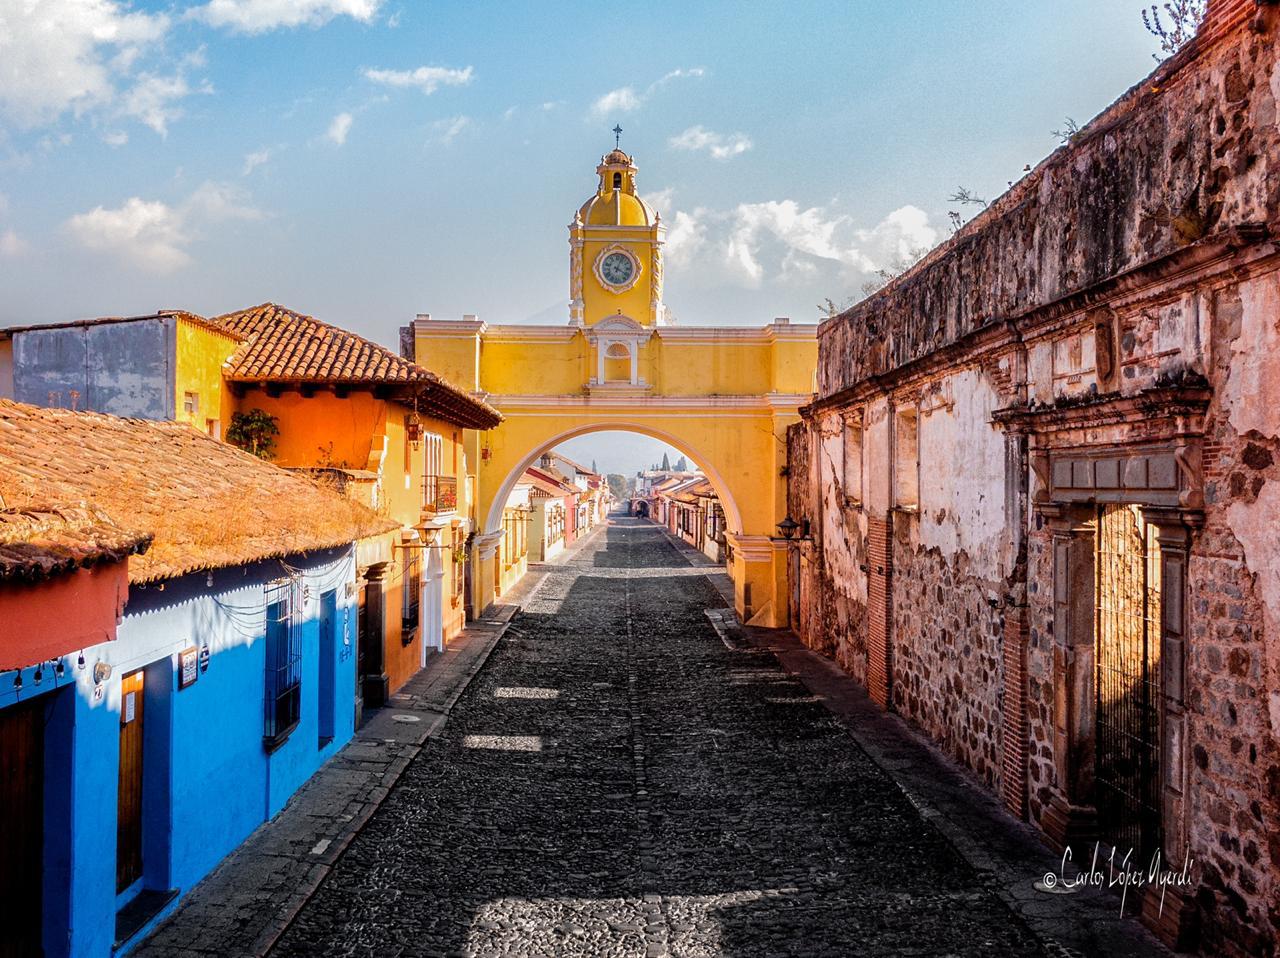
[600, 251, 635, 288]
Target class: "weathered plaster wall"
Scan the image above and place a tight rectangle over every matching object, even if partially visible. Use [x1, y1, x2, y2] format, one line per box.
[12, 318, 175, 419]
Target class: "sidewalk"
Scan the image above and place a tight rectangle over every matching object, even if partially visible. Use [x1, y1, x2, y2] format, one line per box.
[133, 524, 605, 958]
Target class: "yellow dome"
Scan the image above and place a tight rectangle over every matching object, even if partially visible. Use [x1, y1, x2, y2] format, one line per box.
[578, 190, 657, 227]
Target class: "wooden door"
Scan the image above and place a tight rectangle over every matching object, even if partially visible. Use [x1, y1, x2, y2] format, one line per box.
[117, 670, 145, 892]
[0, 697, 44, 958]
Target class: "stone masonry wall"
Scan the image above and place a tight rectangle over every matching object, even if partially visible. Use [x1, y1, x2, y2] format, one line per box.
[890, 516, 1007, 791]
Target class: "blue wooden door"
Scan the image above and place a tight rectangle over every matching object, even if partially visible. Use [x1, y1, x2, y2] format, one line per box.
[318, 590, 337, 746]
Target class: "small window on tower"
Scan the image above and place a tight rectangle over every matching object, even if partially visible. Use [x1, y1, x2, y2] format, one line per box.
[612, 172, 622, 189]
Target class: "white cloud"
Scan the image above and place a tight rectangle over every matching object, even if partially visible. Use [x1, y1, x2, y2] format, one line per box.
[190, 0, 382, 33]
[363, 65, 473, 94]
[0, 229, 27, 256]
[652, 67, 705, 88]
[326, 111, 353, 145]
[184, 180, 264, 223]
[66, 197, 188, 272]
[590, 87, 640, 119]
[65, 181, 263, 273]
[663, 200, 939, 290]
[589, 67, 705, 119]
[431, 115, 471, 145]
[642, 188, 675, 218]
[102, 130, 129, 147]
[242, 146, 274, 175]
[0, 0, 170, 127]
[118, 72, 204, 135]
[668, 125, 752, 161]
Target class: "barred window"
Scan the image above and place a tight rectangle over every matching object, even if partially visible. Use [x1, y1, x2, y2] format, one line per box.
[402, 547, 421, 638]
[264, 581, 302, 749]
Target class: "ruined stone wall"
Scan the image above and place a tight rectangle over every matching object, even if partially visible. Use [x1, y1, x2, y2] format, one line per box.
[890, 518, 1007, 789]
[1184, 273, 1280, 956]
[816, 10, 1279, 398]
[792, 9, 1280, 954]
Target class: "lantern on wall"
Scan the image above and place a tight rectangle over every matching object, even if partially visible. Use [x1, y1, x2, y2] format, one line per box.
[407, 397, 424, 450]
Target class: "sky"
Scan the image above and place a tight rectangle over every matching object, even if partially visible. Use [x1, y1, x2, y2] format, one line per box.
[556, 432, 688, 480]
[0, 0, 1168, 347]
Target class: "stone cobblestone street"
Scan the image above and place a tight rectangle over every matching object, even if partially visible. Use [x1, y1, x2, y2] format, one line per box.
[267, 519, 1048, 957]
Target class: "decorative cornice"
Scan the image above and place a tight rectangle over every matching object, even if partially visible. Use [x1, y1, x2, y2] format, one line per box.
[728, 534, 788, 561]
[481, 325, 580, 344]
[411, 317, 487, 338]
[991, 382, 1211, 437]
[488, 393, 812, 413]
[656, 323, 817, 345]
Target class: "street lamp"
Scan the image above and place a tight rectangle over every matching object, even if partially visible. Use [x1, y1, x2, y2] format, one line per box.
[776, 515, 799, 540]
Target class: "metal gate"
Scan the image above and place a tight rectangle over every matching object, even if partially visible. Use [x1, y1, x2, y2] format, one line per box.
[1094, 503, 1163, 860]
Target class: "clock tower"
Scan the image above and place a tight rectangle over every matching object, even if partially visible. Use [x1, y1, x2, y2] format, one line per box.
[569, 147, 665, 327]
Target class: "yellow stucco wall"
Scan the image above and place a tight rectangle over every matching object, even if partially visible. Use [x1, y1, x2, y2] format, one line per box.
[173, 319, 238, 435]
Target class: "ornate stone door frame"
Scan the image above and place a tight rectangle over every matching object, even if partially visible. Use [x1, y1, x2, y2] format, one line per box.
[994, 385, 1207, 897]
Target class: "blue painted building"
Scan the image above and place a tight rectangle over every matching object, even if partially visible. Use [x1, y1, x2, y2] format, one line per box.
[0, 400, 396, 957]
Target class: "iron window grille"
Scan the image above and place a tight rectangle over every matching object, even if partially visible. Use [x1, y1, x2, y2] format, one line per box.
[1094, 503, 1164, 862]
[402, 547, 421, 642]
[264, 580, 302, 749]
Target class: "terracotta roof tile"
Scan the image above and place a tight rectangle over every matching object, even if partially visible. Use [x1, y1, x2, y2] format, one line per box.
[211, 303, 501, 429]
[0, 504, 151, 582]
[0, 399, 397, 584]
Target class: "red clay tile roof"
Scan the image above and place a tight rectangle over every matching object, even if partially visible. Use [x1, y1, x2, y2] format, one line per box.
[0, 399, 397, 584]
[524, 467, 578, 497]
[211, 303, 501, 429]
[0, 504, 151, 582]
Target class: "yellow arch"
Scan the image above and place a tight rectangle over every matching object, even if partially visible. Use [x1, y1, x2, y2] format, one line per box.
[482, 420, 744, 536]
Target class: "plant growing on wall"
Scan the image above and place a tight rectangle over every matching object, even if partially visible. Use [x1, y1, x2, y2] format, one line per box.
[1142, 1, 1208, 60]
[227, 409, 280, 459]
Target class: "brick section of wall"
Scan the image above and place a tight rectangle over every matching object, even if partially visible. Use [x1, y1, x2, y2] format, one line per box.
[866, 514, 893, 709]
[1000, 605, 1029, 819]
[1200, 0, 1260, 47]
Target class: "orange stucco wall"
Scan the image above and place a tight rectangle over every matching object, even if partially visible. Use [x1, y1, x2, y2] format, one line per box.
[0, 562, 129, 670]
